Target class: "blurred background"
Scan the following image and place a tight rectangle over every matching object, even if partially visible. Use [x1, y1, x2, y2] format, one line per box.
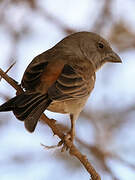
[0, 0, 135, 180]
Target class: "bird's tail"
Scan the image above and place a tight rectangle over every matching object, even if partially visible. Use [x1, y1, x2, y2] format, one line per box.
[0, 92, 52, 132]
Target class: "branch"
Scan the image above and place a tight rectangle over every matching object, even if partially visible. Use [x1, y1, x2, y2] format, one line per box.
[0, 67, 23, 94]
[0, 67, 101, 180]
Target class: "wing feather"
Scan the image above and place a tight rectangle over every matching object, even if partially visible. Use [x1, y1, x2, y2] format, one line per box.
[22, 61, 48, 90]
[48, 64, 89, 100]
[22, 58, 94, 101]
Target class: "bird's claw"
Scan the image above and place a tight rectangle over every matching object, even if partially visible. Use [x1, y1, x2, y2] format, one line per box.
[41, 131, 74, 152]
[58, 132, 74, 152]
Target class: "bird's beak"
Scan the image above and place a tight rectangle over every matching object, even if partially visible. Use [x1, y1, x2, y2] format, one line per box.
[107, 52, 122, 63]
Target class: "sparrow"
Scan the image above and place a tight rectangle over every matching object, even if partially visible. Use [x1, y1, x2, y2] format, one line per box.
[0, 32, 122, 142]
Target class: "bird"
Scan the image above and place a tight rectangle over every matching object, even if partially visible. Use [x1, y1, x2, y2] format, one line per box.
[0, 31, 122, 143]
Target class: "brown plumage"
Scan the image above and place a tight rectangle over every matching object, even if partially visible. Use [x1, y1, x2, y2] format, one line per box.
[0, 32, 122, 141]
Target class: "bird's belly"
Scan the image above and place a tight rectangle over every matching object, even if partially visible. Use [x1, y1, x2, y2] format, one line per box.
[47, 96, 89, 114]
[47, 101, 68, 113]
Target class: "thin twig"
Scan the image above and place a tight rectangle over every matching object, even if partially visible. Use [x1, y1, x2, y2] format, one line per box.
[0, 67, 101, 180]
[0, 61, 16, 81]
[0, 67, 23, 94]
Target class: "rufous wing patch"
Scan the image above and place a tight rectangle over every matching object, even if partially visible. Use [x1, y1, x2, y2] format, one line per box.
[40, 60, 65, 89]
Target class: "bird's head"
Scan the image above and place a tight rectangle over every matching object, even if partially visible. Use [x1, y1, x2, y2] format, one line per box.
[76, 32, 122, 71]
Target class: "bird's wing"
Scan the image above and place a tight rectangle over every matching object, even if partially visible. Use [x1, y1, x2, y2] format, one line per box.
[22, 56, 95, 101]
[21, 55, 65, 91]
[21, 57, 49, 90]
[48, 64, 94, 101]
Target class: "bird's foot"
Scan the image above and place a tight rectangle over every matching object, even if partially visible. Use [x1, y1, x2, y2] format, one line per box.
[41, 133, 73, 152]
[41, 129, 74, 152]
[58, 131, 74, 152]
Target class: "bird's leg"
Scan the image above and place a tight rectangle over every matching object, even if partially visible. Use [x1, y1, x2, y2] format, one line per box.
[63, 114, 76, 142]
[69, 114, 75, 142]
[59, 114, 76, 152]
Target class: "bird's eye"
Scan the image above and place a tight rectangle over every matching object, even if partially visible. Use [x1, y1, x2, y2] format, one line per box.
[98, 42, 104, 49]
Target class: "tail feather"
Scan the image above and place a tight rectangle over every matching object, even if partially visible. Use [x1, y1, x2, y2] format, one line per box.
[14, 93, 47, 120]
[0, 96, 17, 111]
[25, 97, 51, 132]
[0, 92, 40, 112]
[0, 91, 52, 132]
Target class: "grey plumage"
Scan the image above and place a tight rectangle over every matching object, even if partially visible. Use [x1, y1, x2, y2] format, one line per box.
[0, 31, 122, 138]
